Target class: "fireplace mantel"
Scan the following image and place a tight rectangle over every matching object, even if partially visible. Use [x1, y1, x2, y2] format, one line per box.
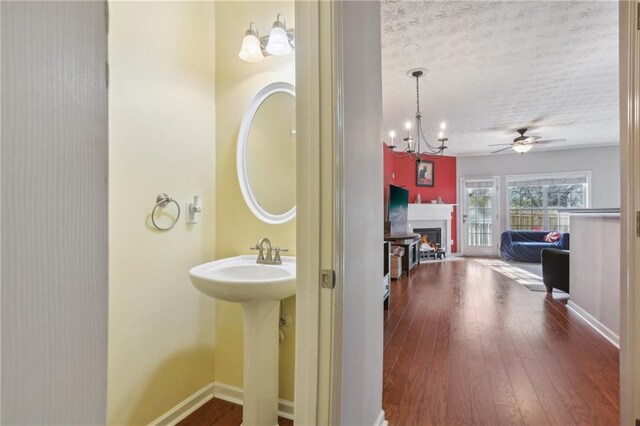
[408, 204, 456, 220]
[408, 204, 457, 254]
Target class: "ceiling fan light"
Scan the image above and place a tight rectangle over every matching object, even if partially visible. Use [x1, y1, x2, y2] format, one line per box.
[512, 144, 533, 154]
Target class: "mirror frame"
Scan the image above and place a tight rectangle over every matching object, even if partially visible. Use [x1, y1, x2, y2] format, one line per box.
[237, 82, 296, 224]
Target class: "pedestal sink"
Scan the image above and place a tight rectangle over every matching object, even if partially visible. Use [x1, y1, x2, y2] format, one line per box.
[189, 255, 296, 426]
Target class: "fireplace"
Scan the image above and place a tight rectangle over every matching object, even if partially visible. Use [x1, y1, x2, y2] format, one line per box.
[408, 204, 455, 255]
[415, 227, 442, 249]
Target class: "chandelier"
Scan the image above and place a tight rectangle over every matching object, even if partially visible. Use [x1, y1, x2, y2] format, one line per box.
[385, 69, 449, 160]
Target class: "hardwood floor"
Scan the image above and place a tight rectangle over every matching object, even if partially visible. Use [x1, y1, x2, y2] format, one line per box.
[180, 257, 619, 425]
[177, 398, 293, 426]
[383, 258, 619, 425]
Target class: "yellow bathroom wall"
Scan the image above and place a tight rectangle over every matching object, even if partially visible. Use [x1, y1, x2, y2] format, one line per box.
[108, 2, 217, 424]
[214, 0, 296, 401]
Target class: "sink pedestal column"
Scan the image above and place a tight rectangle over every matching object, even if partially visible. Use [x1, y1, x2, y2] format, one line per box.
[241, 300, 280, 426]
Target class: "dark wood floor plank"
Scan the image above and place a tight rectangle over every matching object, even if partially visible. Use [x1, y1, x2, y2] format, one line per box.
[422, 349, 449, 425]
[446, 341, 472, 423]
[522, 357, 561, 399]
[495, 403, 525, 425]
[393, 366, 430, 426]
[468, 362, 499, 425]
[544, 295, 619, 364]
[517, 398, 551, 426]
[383, 276, 413, 346]
[538, 396, 576, 426]
[382, 274, 431, 385]
[392, 274, 447, 425]
[522, 301, 620, 417]
[411, 281, 445, 370]
[485, 362, 519, 408]
[383, 258, 619, 426]
[178, 397, 292, 426]
[178, 397, 236, 426]
[383, 280, 434, 406]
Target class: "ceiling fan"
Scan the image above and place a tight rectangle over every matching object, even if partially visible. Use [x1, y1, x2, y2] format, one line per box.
[489, 128, 566, 154]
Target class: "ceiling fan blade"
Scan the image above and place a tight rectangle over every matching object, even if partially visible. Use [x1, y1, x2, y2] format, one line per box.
[481, 126, 514, 134]
[536, 139, 567, 144]
[491, 146, 514, 154]
[488, 143, 513, 147]
[483, 117, 548, 135]
[530, 115, 548, 124]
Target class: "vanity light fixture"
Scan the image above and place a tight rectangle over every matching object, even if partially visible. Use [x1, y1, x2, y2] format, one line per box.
[238, 14, 295, 63]
[385, 68, 450, 160]
[238, 23, 264, 63]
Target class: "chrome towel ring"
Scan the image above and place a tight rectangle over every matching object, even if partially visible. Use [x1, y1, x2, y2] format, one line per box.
[151, 193, 180, 231]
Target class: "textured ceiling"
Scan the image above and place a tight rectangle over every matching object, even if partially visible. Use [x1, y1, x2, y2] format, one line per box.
[381, 1, 619, 156]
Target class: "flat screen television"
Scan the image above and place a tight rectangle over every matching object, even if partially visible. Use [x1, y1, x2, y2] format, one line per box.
[388, 184, 409, 236]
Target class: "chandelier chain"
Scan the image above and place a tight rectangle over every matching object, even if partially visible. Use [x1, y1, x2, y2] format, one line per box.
[415, 75, 420, 116]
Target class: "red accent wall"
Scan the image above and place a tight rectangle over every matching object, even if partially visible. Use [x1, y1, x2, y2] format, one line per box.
[383, 144, 458, 253]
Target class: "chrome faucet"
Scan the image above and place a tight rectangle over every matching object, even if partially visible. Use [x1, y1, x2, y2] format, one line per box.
[252, 237, 288, 265]
[255, 237, 272, 263]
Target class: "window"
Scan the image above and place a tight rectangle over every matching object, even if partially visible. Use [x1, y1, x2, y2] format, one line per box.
[467, 181, 494, 247]
[507, 173, 589, 232]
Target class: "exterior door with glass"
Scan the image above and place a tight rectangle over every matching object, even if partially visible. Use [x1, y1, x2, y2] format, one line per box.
[461, 178, 499, 256]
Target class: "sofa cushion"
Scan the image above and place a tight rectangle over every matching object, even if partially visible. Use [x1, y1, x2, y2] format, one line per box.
[512, 242, 555, 249]
[544, 232, 561, 242]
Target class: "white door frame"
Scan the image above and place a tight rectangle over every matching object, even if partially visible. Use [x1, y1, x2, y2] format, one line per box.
[294, 0, 343, 424]
[294, 0, 321, 422]
[619, 1, 639, 424]
[299, 1, 640, 424]
[460, 177, 500, 257]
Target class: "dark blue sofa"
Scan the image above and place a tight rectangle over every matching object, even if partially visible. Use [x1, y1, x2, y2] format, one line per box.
[499, 231, 570, 263]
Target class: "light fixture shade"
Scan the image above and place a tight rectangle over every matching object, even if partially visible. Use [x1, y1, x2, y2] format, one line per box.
[406, 136, 415, 152]
[512, 144, 533, 154]
[239, 34, 264, 63]
[266, 26, 292, 56]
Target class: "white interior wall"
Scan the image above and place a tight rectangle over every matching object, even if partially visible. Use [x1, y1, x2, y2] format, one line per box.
[457, 145, 621, 235]
[339, 1, 385, 424]
[569, 214, 621, 342]
[1, 2, 108, 424]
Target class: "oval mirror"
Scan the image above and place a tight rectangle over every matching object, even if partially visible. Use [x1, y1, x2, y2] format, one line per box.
[237, 82, 296, 224]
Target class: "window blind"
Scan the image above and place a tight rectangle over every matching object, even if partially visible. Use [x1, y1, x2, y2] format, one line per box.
[508, 175, 588, 187]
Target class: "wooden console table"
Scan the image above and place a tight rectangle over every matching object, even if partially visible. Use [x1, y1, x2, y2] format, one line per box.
[384, 234, 420, 277]
[383, 241, 390, 309]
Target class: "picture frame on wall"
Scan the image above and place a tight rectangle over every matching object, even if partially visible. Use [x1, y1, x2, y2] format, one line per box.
[416, 160, 434, 187]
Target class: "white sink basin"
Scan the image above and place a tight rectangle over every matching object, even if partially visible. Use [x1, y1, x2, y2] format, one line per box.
[188, 254, 296, 426]
[189, 255, 296, 303]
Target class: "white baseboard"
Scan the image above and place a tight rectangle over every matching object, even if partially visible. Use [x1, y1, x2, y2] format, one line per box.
[149, 383, 214, 426]
[374, 409, 388, 426]
[148, 381, 295, 425]
[212, 381, 295, 421]
[567, 301, 620, 348]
